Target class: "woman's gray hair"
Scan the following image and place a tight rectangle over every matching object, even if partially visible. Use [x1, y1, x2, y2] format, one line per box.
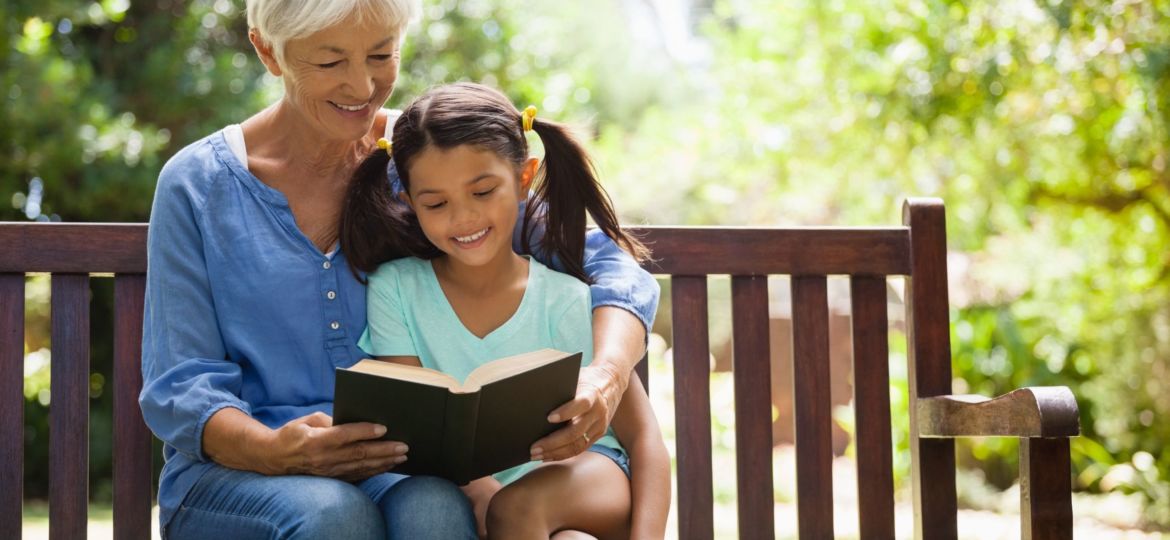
[246, 0, 419, 58]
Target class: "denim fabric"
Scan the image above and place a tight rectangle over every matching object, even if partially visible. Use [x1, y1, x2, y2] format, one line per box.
[165, 465, 475, 540]
[588, 444, 632, 479]
[139, 130, 661, 528]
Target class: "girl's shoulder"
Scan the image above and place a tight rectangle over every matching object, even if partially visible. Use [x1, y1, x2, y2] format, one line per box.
[368, 257, 431, 286]
[530, 258, 591, 307]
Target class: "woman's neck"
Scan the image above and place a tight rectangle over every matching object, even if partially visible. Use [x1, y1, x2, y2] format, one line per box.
[242, 100, 382, 182]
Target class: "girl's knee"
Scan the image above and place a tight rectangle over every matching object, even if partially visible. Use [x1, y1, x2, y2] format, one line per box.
[485, 481, 544, 531]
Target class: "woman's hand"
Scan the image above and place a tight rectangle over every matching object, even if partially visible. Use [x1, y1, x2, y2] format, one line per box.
[529, 362, 629, 462]
[262, 412, 409, 481]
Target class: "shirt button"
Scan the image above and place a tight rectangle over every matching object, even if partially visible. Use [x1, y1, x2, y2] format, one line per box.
[322, 261, 332, 270]
[326, 291, 336, 300]
[330, 321, 340, 330]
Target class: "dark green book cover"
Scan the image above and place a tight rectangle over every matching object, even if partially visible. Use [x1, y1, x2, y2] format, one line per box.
[332, 349, 581, 485]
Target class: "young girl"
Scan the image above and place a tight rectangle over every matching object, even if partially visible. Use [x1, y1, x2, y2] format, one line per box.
[340, 82, 671, 539]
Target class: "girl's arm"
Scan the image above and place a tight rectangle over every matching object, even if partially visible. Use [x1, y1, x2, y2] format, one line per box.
[609, 375, 671, 540]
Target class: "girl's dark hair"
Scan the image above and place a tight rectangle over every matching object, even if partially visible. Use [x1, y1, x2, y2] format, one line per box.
[341, 82, 648, 283]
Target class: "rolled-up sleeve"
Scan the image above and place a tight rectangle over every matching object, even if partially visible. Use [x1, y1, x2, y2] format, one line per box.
[138, 158, 250, 462]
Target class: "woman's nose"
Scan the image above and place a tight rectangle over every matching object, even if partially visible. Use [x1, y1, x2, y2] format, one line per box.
[344, 63, 375, 99]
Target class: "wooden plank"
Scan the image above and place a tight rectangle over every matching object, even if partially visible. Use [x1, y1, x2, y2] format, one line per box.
[0, 223, 147, 274]
[850, 276, 896, 539]
[791, 276, 834, 538]
[730, 276, 774, 540]
[0, 223, 913, 276]
[903, 199, 957, 538]
[918, 387, 1080, 438]
[0, 274, 24, 540]
[1021, 438, 1073, 540]
[113, 275, 151, 540]
[670, 276, 714, 540]
[50, 274, 90, 540]
[632, 227, 911, 276]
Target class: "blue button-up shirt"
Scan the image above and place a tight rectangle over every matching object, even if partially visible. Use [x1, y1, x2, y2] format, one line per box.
[138, 130, 660, 528]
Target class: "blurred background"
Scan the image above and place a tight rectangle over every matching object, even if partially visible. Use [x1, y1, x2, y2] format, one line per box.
[4, 0, 1169, 537]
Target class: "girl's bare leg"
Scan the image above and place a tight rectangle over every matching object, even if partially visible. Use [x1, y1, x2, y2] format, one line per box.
[485, 451, 630, 540]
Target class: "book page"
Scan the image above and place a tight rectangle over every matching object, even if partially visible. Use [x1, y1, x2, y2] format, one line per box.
[346, 359, 460, 389]
[463, 349, 572, 390]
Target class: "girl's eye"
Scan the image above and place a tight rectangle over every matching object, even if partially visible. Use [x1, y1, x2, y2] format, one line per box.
[422, 202, 446, 210]
[473, 187, 497, 198]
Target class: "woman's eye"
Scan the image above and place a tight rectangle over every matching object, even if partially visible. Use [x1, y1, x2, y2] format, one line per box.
[473, 187, 497, 198]
[317, 60, 342, 69]
[369, 54, 393, 62]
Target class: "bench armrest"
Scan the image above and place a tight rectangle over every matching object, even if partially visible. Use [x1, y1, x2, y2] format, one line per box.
[917, 386, 1080, 438]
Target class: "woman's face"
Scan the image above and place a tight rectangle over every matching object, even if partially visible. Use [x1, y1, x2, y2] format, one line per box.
[276, 15, 402, 142]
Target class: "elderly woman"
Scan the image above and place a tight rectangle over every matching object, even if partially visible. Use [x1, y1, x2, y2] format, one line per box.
[138, 1, 659, 539]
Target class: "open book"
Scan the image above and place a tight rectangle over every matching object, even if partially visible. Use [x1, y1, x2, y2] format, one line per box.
[333, 349, 581, 485]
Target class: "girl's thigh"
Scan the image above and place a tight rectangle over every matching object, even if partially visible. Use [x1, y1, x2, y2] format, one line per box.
[491, 451, 631, 539]
[166, 466, 384, 540]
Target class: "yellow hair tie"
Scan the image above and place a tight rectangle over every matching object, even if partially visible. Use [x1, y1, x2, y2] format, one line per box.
[376, 137, 392, 155]
[522, 105, 537, 132]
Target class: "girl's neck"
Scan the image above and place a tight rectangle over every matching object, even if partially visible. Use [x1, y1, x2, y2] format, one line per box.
[433, 250, 528, 297]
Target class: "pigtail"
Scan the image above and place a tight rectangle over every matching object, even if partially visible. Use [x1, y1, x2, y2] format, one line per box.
[339, 148, 440, 284]
[524, 119, 650, 283]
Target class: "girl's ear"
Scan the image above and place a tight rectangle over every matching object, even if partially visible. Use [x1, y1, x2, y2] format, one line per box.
[249, 29, 283, 77]
[397, 191, 413, 208]
[519, 158, 539, 196]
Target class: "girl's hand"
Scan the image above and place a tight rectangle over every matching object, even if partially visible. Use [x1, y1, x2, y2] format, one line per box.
[262, 412, 409, 481]
[530, 363, 628, 462]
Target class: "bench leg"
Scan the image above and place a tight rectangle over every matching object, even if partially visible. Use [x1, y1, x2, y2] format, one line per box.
[1020, 438, 1073, 540]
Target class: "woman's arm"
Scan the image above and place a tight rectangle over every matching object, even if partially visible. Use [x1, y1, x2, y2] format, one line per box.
[141, 154, 403, 480]
[610, 375, 671, 539]
[525, 222, 661, 461]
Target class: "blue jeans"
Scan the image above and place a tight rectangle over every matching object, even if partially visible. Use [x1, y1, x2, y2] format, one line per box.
[165, 465, 476, 540]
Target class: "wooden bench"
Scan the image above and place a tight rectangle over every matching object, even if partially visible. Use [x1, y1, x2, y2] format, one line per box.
[0, 198, 1079, 539]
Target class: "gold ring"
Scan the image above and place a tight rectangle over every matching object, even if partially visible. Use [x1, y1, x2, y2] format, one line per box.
[582, 433, 591, 444]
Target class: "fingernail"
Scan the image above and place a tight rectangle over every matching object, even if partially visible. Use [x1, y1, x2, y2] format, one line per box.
[531, 452, 543, 461]
[395, 455, 407, 464]
[394, 444, 409, 454]
[548, 414, 560, 423]
[374, 425, 387, 436]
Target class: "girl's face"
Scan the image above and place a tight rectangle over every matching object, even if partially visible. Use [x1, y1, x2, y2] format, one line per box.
[256, 14, 402, 143]
[403, 145, 537, 269]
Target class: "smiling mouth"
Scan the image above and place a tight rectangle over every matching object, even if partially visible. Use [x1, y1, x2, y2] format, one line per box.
[329, 100, 369, 112]
[453, 227, 491, 244]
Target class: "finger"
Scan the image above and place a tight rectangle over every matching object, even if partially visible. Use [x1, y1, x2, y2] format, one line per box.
[335, 453, 409, 481]
[530, 418, 596, 461]
[546, 395, 591, 424]
[343, 440, 408, 462]
[322, 422, 390, 446]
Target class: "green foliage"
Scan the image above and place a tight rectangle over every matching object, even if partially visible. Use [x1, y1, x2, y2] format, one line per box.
[6, 0, 1170, 527]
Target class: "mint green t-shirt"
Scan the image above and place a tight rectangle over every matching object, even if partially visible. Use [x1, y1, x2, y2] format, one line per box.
[357, 256, 624, 485]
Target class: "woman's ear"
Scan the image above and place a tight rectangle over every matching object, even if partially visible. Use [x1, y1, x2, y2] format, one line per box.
[519, 158, 539, 196]
[249, 29, 283, 77]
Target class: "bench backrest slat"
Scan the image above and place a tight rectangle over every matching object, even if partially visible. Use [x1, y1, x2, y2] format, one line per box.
[791, 275, 834, 538]
[850, 275, 897, 539]
[904, 202, 959, 535]
[0, 274, 24, 540]
[636, 227, 911, 276]
[49, 274, 91, 540]
[730, 276, 775, 540]
[113, 275, 151, 540]
[669, 276, 715, 540]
